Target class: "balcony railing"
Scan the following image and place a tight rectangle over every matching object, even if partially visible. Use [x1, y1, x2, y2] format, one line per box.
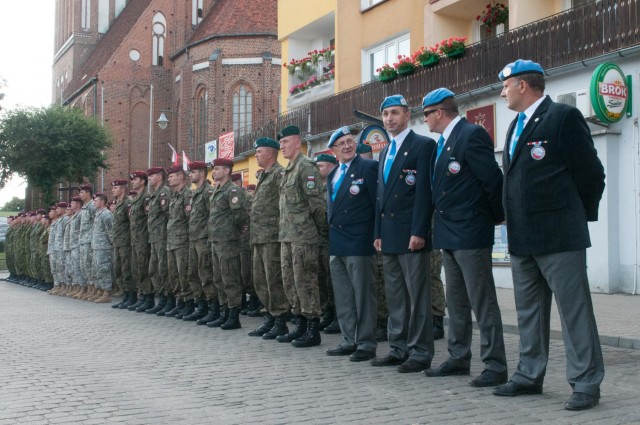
[234, 0, 640, 155]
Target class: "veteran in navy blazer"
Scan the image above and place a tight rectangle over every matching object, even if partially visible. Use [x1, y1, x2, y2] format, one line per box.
[371, 95, 436, 373]
[421, 88, 508, 388]
[324, 127, 379, 362]
[493, 60, 605, 412]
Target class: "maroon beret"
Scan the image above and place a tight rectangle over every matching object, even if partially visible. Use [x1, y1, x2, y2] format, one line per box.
[57, 202, 69, 208]
[231, 173, 242, 182]
[18, 213, 27, 217]
[71, 196, 82, 203]
[111, 179, 128, 186]
[166, 165, 183, 175]
[128, 191, 138, 197]
[146, 166, 165, 176]
[247, 184, 256, 190]
[36, 209, 47, 215]
[188, 161, 208, 171]
[129, 170, 148, 180]
[94, 193, 104, 198]
[212, 158, 234, 168]
[79, 184, 93, 192]
[27, 211, 37, 216]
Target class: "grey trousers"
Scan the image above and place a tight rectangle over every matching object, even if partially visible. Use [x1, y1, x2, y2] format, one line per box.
[330, 255, 377, 353]
[442, 247, 507, 372]
[382, 251, 434, 364]
[510, 250, 604, 397]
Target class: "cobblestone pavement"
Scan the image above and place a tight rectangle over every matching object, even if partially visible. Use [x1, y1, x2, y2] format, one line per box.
[1, 281, 640, 425]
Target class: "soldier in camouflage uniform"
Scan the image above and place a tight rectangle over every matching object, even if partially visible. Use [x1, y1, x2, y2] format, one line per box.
[39, 210, 54, 290]
[144, 167, 172, 314]
[247, 137, 290, 339]
[59, 205, 75, 296]
[207, 158, 248, 330]
[68, 197, 84, 297]
[127, 171, 153, 312]
[92, 194, 114, 303]
[27, 211, 44, 287]
[111, 179, 136, 309]
[163, 165, 193, 318]
[46, 206, 60, 294]
[184, 161, 217, 323]
[277, 125, 326, 348]
[78, 185, 97, 300]
[315, 153, 339, 334]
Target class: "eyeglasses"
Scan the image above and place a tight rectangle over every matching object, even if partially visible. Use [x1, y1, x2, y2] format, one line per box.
[423, 108, 444, 118]
[333, 139, 356, 148]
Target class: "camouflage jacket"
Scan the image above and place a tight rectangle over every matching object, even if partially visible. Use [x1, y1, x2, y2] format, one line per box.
[92, 208, 113, 250]
[188, 181, 214, 241]
[147, 185, 171, 244]
[129, 190, 151, 246]
[112, 198, 131, 248]
[47, 219, 58, 255]
[167, 185, 191, 250]
[69, 212, 81, 249]
[250, 162, 283, 245]
[79, 201, 96, 245]
[208, 180, 248, 243]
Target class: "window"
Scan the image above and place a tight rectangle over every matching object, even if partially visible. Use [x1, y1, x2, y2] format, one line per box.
[195, 87, 208, 153]
[81, 0, 91, 29]
[233, 84, 253, 138]
[152, 12, 166, 66]
[192, 0, 204, 26]
[361, 0, 386, 10]
[98, 0, 109, 33]
[364, 34, 410, 82]
[115, 0, 126, 17]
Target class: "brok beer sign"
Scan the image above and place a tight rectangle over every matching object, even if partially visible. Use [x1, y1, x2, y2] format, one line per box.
[590, 62, 630, 124]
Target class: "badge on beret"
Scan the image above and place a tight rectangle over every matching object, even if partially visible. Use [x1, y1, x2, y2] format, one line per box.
[349, 185, 360, 195]
[502, 66, 512, 78]
[448, 161, 461, 174]
[231, 197, 239, 204]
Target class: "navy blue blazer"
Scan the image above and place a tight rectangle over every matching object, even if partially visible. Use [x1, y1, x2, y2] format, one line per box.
[431, 118, 504, 250]
[326, 155, 378, 257]
[502, 96, 605, 256]
[374, 130, 436, 254]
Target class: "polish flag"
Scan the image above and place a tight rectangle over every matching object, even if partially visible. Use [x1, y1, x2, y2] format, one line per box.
[182, 151, 191, 172]
[168, 144, 179, 166]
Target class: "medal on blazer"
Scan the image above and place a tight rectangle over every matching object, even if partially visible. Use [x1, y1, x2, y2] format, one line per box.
[349, 178, 364, 195]
[528, 141, 547, 160]
[403, 169, 416, 185]
[448, 161, 461, 174]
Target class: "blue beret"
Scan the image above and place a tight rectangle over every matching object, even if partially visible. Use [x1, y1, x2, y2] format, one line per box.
[254, 137, 279, 150]
[499, 59, 544, 81]
[277, 125, 301, 141]
[315, 153, 337, 164]
[356, 143, 372, 154]
[422, 88, 455, 109]
[328, 126, 353, 148]
[380, 94, 408, 112]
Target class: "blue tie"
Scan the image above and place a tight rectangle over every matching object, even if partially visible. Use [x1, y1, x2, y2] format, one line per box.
[383, 139, 397, 184]
[332, 163, 347, 201]
[510, 112, 526, 158]
[435, 135, 445, 163]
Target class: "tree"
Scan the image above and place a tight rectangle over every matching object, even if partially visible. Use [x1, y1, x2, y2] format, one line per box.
[0, 196, 24, 212]
[0, 106, 111, 204]
[0, 77, 6, 112]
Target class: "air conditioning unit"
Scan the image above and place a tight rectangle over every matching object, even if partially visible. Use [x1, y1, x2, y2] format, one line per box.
[556, 88, 594, 118]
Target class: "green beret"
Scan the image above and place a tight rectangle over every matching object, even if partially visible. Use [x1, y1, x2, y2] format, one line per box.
[315, 153, 337, 164]
[356, 143, 372, 154]
[277, 125, 301, 141]
[254, 137, 279, 150]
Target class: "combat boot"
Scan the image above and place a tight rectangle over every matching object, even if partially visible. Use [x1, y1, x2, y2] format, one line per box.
[276, 316, 307, 343]
[136, 294, 155, 312]
[81, 286, 96, 300]
[74, 286, 88, 299]
[146, 295, 167, 314]
[112, 291, 129, 308]
[433, 315, 445, 341]
[157, 295, 176, 316]
[165, 299, 185, 317]
[323, 317, 341, 334]
[183, 299, 208, 321]
[221, 307, 241, 330]
[127, 293, 145, 310]
[292, 317, 321, 347]
[87, 288, 102, 301]
[207, 305, 228, 327]
[176, 299, 195, 319]
[95, 291, 112, 303]
[197, 301, 220, 325]
[120, 291, 138, 309]
[246, 295, 263, 317]
[375, 318, 388, 342]
[318, 308, 335, 331]
[248, 314, 275, 337]
[262, 315, 289, 340]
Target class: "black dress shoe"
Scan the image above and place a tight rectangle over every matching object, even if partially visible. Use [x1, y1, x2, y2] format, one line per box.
[493, 381, 543, 396]
[424, 360, 470, 377]
[326, 345, 357, 356]
[469, 369, 508, 387]
[565, 392, 599, 411]
[398, 359, 430, 373]
[370, 354, 407, 367]
[349, 350, 376, 362]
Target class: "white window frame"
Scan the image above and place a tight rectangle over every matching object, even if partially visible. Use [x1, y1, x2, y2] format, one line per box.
[192, 0, 204, 26]
[81, 0, 91, 29]
[360, 0, 386, 11]
[362, 33, 410, 83]
[152, 12, 166, 66]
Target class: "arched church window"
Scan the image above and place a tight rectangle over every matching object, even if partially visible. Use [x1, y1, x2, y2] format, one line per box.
[152, 12, 166, 66]
[233, 84, 252, 138]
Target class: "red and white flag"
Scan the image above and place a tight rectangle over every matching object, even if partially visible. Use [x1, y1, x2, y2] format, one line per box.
[182, 150, 191, 172]
[168, 143, 179, 166]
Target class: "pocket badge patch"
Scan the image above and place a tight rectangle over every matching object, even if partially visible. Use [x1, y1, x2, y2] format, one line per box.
[448, 161, 461, 174]
[349, 185, 360, 195]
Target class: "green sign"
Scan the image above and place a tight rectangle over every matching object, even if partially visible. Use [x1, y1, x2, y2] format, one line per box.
[590, 63, 629, 123]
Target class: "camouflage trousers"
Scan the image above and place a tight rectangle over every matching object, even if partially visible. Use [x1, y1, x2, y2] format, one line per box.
[80, 243, 93, 286]
[168, 245, 190, 301]
[252, 242, 290, 317]
[318, 241, 334, 313]
[49, 252, 60, 285]
[188, 239, 216, 302]
[374, 251, 388, 320]
[149, 242, 169, 295]
[63, 250, 73, 284]
[281, 242, 321, 319]
[240, 247, 254, 295]
[41, 252, 53, 283]
[430, 249, 446, 317]
[92, 249, 113, 291]
[29, 250, 41, 281]
[113, 245, 133, 292]
[70, 247, 85, 285]
[131, 243, 151, 294]
[210, 240, 243, 309]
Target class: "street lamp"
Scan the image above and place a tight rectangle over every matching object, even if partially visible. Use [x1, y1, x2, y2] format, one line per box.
[156, 111, 170, 130]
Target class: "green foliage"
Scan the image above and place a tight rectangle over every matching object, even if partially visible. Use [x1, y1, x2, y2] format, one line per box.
[0, 106, 111, 204]
[0, 196, 23, 212]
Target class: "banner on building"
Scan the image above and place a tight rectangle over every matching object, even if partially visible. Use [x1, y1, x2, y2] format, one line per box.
[465, 104, 496, 145]
[204, 140, 217, 162]
[218, 131, 235, 159]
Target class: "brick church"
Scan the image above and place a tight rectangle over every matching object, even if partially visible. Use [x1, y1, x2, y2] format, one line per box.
[52, 0, 280, 193]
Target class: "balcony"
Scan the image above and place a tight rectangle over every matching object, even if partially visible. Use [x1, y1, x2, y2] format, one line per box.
[234, 0, 640, 156]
